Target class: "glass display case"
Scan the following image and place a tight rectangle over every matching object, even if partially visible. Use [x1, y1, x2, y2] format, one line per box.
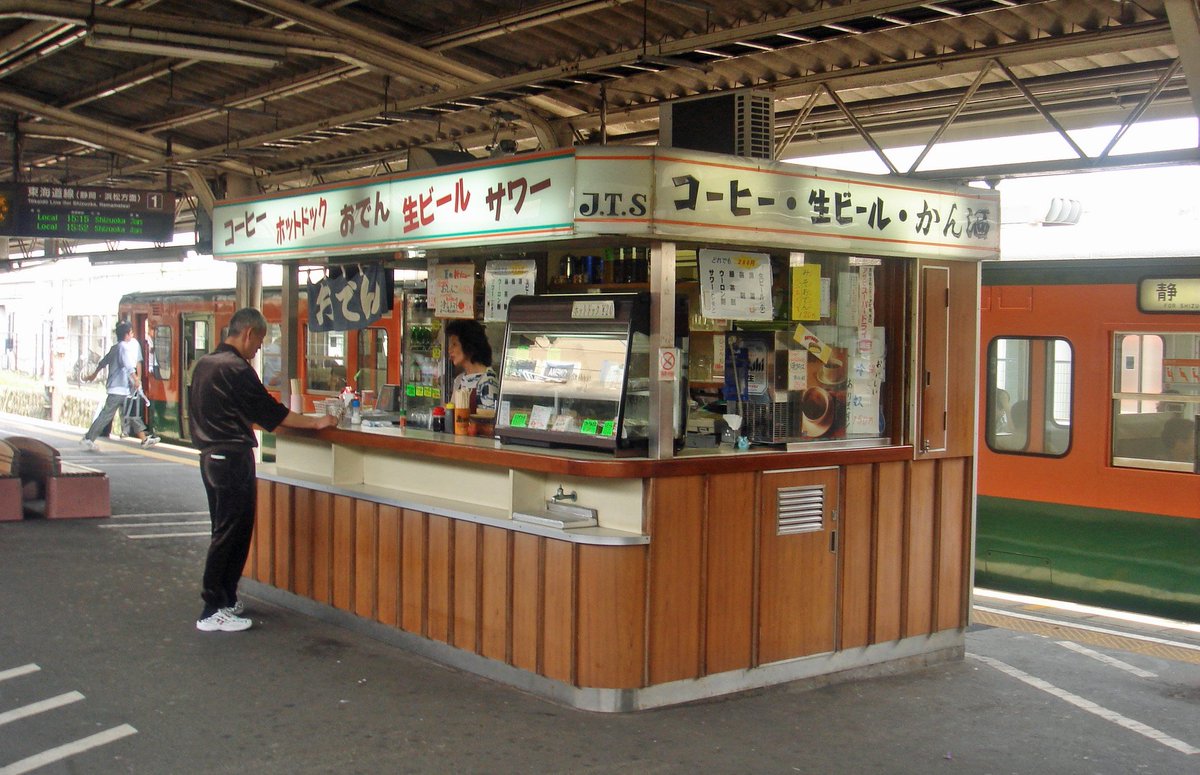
[400, 290, 444, 428]
[496, 293, 652, 454]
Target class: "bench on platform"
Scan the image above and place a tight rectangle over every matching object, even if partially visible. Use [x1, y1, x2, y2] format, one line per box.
[0, 438, 23, 521]
[4, 436, 110, 519]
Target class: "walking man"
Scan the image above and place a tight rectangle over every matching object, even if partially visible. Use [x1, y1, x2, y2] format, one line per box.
[81, 321, 159, 449]
[189, 307, 338, 632]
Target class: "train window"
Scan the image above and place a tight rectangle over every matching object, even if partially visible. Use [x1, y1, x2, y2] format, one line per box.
[986, 336, 1072, 456]
[1110, 332, 1199, 473]
[153, 325, 172, 381]
[305, 328, 346, 393]
[356, 328, 388, 395]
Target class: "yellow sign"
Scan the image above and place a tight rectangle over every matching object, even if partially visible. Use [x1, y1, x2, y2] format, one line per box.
[793, 323, 832, 363]
[791, 264, 821, 321]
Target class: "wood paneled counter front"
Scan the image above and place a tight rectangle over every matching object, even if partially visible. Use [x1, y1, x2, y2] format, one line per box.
[248, 424, 970, 711]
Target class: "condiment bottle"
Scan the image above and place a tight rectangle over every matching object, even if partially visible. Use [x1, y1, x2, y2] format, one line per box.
[397, 410, 407, 430]
[431, 406, 446, 432]
[350, 398, 361, 425]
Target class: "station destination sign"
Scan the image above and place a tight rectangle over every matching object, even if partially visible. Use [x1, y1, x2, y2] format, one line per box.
[0, 183, 175, 241]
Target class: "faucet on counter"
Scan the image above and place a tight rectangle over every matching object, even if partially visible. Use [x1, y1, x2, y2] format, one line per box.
[551, 486, 577, 503]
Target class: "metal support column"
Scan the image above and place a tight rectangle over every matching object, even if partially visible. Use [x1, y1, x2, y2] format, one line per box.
[649, 240, 676, 460]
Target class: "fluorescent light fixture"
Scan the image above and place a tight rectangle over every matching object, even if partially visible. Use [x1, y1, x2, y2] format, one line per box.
[88, 245, 189, 266]
[85, 24, 284, 68]
[637, 54, 711, 72]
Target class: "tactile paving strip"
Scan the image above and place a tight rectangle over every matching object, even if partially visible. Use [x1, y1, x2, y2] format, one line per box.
[973, 608, 1200, 666]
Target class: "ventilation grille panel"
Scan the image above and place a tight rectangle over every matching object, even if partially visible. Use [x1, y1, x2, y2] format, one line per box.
[777, 484, 825, 535]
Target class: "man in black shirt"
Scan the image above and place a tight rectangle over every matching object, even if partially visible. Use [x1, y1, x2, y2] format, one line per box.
[189, 307, 338, 632]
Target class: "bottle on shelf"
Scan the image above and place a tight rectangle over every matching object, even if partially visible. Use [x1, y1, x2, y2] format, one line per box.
[613, 248, 626, 284]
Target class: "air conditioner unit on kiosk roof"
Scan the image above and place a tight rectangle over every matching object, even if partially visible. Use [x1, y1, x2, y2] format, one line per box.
[659, 90, 774, 159]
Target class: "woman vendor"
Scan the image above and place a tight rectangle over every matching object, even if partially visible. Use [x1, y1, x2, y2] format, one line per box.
[445, 318, 500, 411]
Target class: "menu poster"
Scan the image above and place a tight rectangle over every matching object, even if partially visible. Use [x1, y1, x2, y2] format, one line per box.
[787, 349, 808, 392]
[484, 259, 537, 322]
[847, 327, 886, 435]
[429, 261, 475, 319]
[790, 264, 821, 321]
[698, 249, 773, 320]
[857, 265, 876, 349]
[837, 271, 858, 323]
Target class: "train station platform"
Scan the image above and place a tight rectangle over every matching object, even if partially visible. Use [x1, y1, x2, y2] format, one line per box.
[0, 412, 1196, 774]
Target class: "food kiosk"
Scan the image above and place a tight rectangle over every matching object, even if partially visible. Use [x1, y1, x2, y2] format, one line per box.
[212, 146, 997, 711]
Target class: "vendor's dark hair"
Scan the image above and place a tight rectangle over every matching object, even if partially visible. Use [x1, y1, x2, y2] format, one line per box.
[445, 318, 492, 367]
[115, 321, 132, 339]
[227, 308, 268, 338]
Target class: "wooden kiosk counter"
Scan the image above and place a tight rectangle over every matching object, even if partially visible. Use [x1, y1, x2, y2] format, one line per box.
[215, 145, 999, 711]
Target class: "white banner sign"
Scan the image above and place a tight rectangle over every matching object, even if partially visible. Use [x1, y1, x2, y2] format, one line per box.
[214, 151, 576, 260]
[652, 149, 999, 260]
[214, 146, 999, 263]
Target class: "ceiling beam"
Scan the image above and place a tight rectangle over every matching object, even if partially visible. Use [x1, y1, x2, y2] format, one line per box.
[1164, 0, 1200, 129]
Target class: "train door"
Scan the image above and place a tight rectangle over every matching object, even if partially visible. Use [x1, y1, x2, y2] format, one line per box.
[131, 312, 151, 432]
[179, 314, 215, 440]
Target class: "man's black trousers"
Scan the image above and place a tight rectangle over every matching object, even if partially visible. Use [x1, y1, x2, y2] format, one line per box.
[199, 447, 257, 611]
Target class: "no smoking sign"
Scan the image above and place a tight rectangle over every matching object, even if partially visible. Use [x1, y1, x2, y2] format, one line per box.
[658, 347, 680, 381]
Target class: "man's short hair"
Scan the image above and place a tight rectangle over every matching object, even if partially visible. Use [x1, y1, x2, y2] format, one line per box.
[227, 308, 268, 338]
[115, 321, 132, 339]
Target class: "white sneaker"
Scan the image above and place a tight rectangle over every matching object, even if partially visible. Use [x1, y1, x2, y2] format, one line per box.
[196, 609, 252, 632]
[140, 435, 160, 448]
[226, 600, 244, 616]
[79, 438, 97, 451]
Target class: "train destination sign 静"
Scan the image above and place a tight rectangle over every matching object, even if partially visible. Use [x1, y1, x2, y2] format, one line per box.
[1138, 277, 1200, 313]
[0, 183, 175, 241]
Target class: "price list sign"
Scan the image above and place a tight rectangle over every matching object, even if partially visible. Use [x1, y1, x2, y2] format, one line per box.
[697, 248, 773, 320]
[0, 184, 175, 241]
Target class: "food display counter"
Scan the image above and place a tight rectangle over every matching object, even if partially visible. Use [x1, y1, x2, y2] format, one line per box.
[216, 145, 997, 711]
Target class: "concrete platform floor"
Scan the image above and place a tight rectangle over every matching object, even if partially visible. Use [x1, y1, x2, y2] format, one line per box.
[1, 413, 1197, 774]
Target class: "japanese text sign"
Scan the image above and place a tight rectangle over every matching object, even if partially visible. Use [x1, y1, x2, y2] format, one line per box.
[305, 263, 392, 332]
[1138, 278, 1200, 313]
[0, 183, 175, 241]
[484, 259, 537, 322]
[653, 149, 999, 260]
[698, 249, 773, 320]
[214, 151, 575, 260]
[429, 262, 475, 319]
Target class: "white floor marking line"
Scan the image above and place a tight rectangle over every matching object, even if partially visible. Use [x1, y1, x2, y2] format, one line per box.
[0, 723, 138, 775]
[969, 653, 1198, 755]
[100, 520, 208, 529]
[109, 511, 208, 519]
[0, 692, 85, 727]
[127, 531, 210, 539]
[974, 589, 1200, 635]
[974, 605, 1200, 653]
[0, 664, 39, 683]
[1056, 640, 1158, 678]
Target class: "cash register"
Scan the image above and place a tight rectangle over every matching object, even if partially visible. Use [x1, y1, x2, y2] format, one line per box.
[360, 383, 402, 424]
